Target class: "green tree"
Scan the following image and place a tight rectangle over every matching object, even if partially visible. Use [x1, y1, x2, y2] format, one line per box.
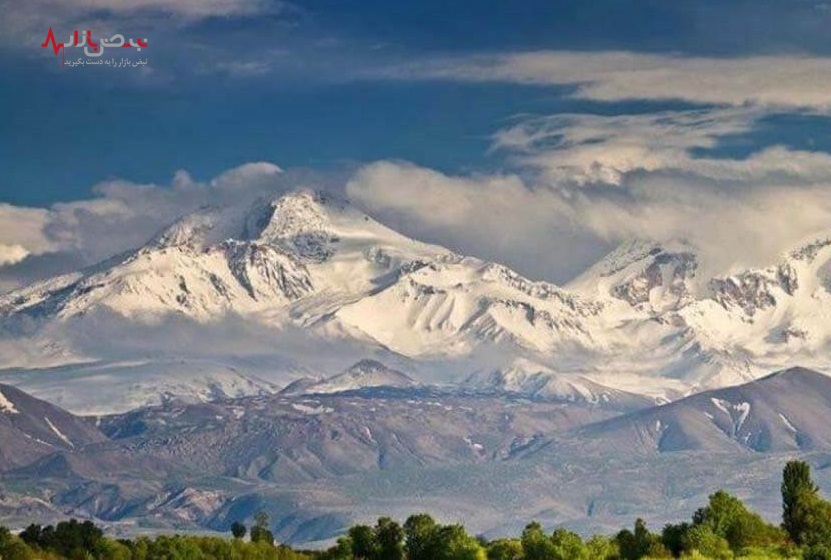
[435, 524, 486, 560]
[616, 518, 659, 560]
[586, 534, 619, 560]
[0, 527, 34, 560]
[251, 510, 276, 546]
[682, 524, 732, 559]
[486, 538, 522, 560]
[661, 522, 690, 557]
[231, 521, 247, 539]
[693, 490, 784, 551]
[18, 524, 41, 549]
[374, 517, 404, 560]
[349, 524, 377, 560]
[805, 544, 831, 560]
[790, 490, 831, 549]
[321, 535, 353, 560]
[403, 514, 438, 560]
[521, 521, 557, 560]
[92, 537, 132, 560]
[401, 517, 485, 560]
[782, 460, 819, 544]
[549, 527, 589, 560]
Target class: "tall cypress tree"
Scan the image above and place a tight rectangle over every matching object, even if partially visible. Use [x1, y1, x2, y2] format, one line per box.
[782, 460, 819, 543]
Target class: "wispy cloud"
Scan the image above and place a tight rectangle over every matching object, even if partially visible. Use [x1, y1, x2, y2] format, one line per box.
[2, 0, 282, 31]
[67, 0, 275, 18]
[385, 51, 831, 110]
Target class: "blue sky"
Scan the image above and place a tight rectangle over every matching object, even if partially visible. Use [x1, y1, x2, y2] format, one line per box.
[4, 0, 831, 288]
[5, 0, 831, 205]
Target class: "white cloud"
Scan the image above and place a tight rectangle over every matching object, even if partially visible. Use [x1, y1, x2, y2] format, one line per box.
[347, 108, 831, 283]
[492, 108, 765, 185]
[0, 204, 55, 256]
[209, 161, 283, 190]
[0, 245, 30, 267]
[67, 0, 272, 18]
[388, 51, 831, 110]
[493, 108, 831, 186]
[346, 161, 611, 282]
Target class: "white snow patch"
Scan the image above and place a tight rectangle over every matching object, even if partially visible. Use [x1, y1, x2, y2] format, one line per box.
[779, 413, 798, 432]
[0, 390, 18, 414]
[44, 417, 73, 447]
[711, 397, 730, 416]
[291, 403, 334, 415]
[22, 432, 55, 447]
[710, 398, 752, 434]
[735, 402, 751, 431]
[464, 436, 485, 452]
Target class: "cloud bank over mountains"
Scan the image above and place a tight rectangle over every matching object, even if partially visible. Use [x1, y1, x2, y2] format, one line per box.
[5, 100, 831, 291]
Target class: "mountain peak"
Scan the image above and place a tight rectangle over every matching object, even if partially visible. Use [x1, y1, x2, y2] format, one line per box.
[151, 205, 233, 250]
[762, 366, 828, 384]
[251, 190, 334, 236]
[282, 360, 417, 395]
[345, 358, 396, 373]
[247, 190, 341, 261]
[568, 238, 698, 312]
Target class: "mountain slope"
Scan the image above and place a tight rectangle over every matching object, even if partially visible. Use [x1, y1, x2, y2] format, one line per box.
[537, 366, 831, 457]
[0, 383, 106, 469]
[1, 370, 829, 544]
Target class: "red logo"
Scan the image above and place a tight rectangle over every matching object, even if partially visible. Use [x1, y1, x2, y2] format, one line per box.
[41, 27, 148, 66]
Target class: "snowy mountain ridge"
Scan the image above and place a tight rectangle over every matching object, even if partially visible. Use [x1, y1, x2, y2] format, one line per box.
[3, 189, 831, 411]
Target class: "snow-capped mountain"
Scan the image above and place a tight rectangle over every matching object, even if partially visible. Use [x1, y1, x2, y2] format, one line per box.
[0, 359, 281, 415]
[4, 189, 831, 411]
[0, 190, 613, 358]
[562, 234, 831, 393]
[567, 239, 699, 314]
[281, 359, 416, 395]
[465, 357, 653, 410]
[0, 191, 441, 323]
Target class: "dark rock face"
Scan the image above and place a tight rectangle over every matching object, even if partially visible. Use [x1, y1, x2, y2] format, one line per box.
[611, 250, 697, 309]
[710, 264, 798, 316]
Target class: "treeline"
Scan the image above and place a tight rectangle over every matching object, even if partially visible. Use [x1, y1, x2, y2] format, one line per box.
[0, 513, 310, 560]
[1, 461, 831, 559]
[317, 460, 831, 560]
